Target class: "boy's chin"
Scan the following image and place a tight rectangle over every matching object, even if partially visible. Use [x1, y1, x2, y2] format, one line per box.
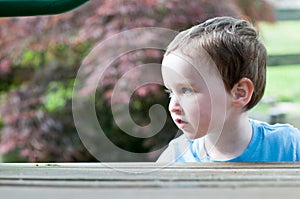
[183, 131, 204, 140]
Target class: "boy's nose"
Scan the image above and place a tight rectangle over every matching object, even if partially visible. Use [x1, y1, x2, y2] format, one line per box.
[169, 98, 182, 114]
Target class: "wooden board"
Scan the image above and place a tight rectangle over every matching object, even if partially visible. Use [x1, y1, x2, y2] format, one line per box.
[1, 163, 300, 198]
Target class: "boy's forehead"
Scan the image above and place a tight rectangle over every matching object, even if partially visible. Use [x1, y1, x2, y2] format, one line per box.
[162, 52, 191, 66]
[162, 52, 210, 87]
[162, 50, 218, 76]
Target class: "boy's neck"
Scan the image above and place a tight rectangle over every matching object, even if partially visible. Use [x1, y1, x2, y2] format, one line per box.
[203, 112, 252, 161]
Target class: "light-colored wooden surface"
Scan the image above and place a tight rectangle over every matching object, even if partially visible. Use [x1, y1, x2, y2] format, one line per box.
[1, 162, 300, 198]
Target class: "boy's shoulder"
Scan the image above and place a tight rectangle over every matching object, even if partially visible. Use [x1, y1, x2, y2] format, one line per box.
[251, 119, 300, 143]
[251, 119, 299, 133]
[248, 119, 300, 161]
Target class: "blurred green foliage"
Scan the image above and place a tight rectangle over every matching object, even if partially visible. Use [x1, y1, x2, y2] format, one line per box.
[44, 81, 73, 112]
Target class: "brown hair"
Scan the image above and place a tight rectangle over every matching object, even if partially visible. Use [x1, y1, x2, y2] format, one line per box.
[165, 16, 267, 111]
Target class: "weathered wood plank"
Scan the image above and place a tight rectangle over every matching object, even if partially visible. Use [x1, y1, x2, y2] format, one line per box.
[1, 187, 300, 199]
[1, 163, 300, 198]
[1, 163, 300, 188]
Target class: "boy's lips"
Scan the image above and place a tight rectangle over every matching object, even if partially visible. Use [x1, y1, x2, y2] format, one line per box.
[174, 118, 188, 128]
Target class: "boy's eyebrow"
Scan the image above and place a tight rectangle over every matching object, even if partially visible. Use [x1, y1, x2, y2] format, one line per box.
[170, 82, 198, 89]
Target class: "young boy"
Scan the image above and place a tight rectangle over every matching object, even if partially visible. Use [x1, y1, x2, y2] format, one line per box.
[157, 16, 300, 162]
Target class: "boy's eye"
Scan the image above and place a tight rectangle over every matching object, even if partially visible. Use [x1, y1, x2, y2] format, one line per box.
[182, 87, 193, 94]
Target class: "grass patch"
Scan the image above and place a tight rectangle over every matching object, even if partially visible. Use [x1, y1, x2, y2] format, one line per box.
[265, 64, 300, 103]
[252, 64, 300, 115]
[259, 20, 300, 55]
[250, 20, 300, 124]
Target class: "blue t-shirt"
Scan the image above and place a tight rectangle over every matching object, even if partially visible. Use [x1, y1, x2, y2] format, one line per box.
[157, 119, 300, 162]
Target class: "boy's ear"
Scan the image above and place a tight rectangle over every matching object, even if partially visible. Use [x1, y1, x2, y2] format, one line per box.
[231, 78, 254, 108]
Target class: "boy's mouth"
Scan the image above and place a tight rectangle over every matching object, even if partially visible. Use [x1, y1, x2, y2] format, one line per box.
[174, 118, 187, 128]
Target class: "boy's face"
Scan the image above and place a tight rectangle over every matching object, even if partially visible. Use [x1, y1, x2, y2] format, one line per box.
[161, 51, 230, 140]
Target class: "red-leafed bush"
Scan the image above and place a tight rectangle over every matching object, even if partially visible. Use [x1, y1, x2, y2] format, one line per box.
[0, 0, 274, 162]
